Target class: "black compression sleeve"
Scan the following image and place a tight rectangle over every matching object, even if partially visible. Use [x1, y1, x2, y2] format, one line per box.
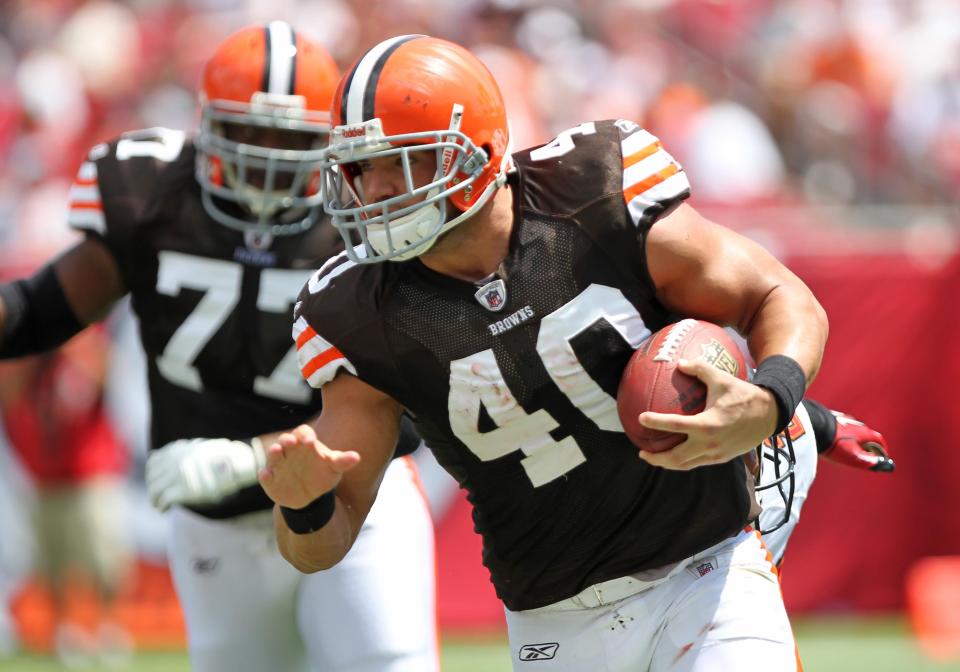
[0, 265, 85, 359]
[801, 398, 838, 454]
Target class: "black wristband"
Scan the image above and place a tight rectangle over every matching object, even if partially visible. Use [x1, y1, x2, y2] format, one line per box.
[752, 355, 806, 435]
[280, 490, 336, 535]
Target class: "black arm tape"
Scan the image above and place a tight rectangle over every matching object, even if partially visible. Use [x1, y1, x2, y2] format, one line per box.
[0, 266, 85, 359]
[280, 490, 336, 535]
[800, 398, 838, 454]
[752, 355, 806, 435]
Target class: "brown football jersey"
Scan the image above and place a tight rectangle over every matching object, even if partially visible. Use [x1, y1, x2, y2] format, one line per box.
[68, 128, 340, 517]
[294, 120, 759, 609]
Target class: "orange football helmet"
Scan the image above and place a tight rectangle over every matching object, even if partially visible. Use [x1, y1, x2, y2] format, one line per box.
[321, 35, 511, 262]
[196, 21, 340, 235]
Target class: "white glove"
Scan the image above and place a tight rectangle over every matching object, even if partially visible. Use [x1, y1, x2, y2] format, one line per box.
[145, 437, 266, 512]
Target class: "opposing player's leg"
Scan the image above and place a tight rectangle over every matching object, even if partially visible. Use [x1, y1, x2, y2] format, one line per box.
[167, 507, 308, 672]
[757, 402, 818, 566]
[297, 456, 439, 672]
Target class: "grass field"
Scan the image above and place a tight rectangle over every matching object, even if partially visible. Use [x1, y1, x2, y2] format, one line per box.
[1, 616, 957, 671]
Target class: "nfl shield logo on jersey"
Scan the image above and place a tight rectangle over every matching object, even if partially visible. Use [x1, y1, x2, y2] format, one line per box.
[475, 278, 508, 312]
[692, 559, 718, 578]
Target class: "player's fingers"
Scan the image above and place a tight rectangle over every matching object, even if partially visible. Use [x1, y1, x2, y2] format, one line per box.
[149, 471, 178, 499]
[642, 403, 729, 434]
[638, 446, 699, 470]
[856, 439, 895, 472]
[639, 442, 727, 471]
[143, 460, 159, 485]
[870, 455, 896, 473]
[146, 459, 176, 490]
[147, 484, 164, 509]
[144, 452, 168, 480]
[276, 432, 301, 449]
[676, 451, 726, 470]
[638, 410, 702, 433]
[155, 490, 174, 512]
[864, 430, 889, 453]
[292, 423, 317, 444]
[321, 448, 362, 474]
[677, 358, 726, 386]
[257, 466, 274, 485]
[264, 441, 286, 467]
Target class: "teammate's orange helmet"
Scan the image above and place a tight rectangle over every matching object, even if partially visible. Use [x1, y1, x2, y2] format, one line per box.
[321, 35, 511, 262]
[196, 22, 340, 236]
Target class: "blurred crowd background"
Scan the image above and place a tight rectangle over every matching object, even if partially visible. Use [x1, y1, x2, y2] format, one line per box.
[0, 0, 959, 664]
[2, 0, 959, 265]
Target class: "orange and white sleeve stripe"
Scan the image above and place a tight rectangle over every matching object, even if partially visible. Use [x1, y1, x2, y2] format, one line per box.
[67, 160, 106, 234]
[620, 128, 690, 227]
[293, 315, 357, 388]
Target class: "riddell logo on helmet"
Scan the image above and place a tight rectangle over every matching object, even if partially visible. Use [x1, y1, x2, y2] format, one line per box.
[341, 127, 366, 138]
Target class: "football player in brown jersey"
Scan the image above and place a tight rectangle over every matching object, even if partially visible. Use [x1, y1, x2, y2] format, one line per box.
[259, 35, 833, 672]
[0, 24, 437, 672]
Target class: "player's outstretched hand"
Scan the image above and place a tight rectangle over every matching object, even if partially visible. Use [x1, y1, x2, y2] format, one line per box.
[824, 410, 895, 473]
[258, 424, 361, 509]
[637, 358, 777, 470]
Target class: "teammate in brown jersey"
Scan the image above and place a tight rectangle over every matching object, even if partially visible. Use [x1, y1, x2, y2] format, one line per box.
[0, 24, 437, 672]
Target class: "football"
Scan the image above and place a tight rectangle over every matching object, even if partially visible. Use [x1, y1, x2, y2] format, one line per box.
[617, 319, 748, 452]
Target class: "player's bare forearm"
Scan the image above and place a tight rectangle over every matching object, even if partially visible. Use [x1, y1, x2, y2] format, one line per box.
[741, 277, 828, 385]
[262, 374, 402, 572]
[274, 499, 357, 572]
[647, 203, 828, 383]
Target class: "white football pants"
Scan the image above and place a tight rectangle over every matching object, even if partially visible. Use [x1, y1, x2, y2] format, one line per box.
[167, 457, 438, 672]
[504, 529, 799, 672]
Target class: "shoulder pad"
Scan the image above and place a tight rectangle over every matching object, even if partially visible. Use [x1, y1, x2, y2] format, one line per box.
[292, 313, 357, 389]
[67, 128, 191, 237]
[616, 120, 690, 227]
